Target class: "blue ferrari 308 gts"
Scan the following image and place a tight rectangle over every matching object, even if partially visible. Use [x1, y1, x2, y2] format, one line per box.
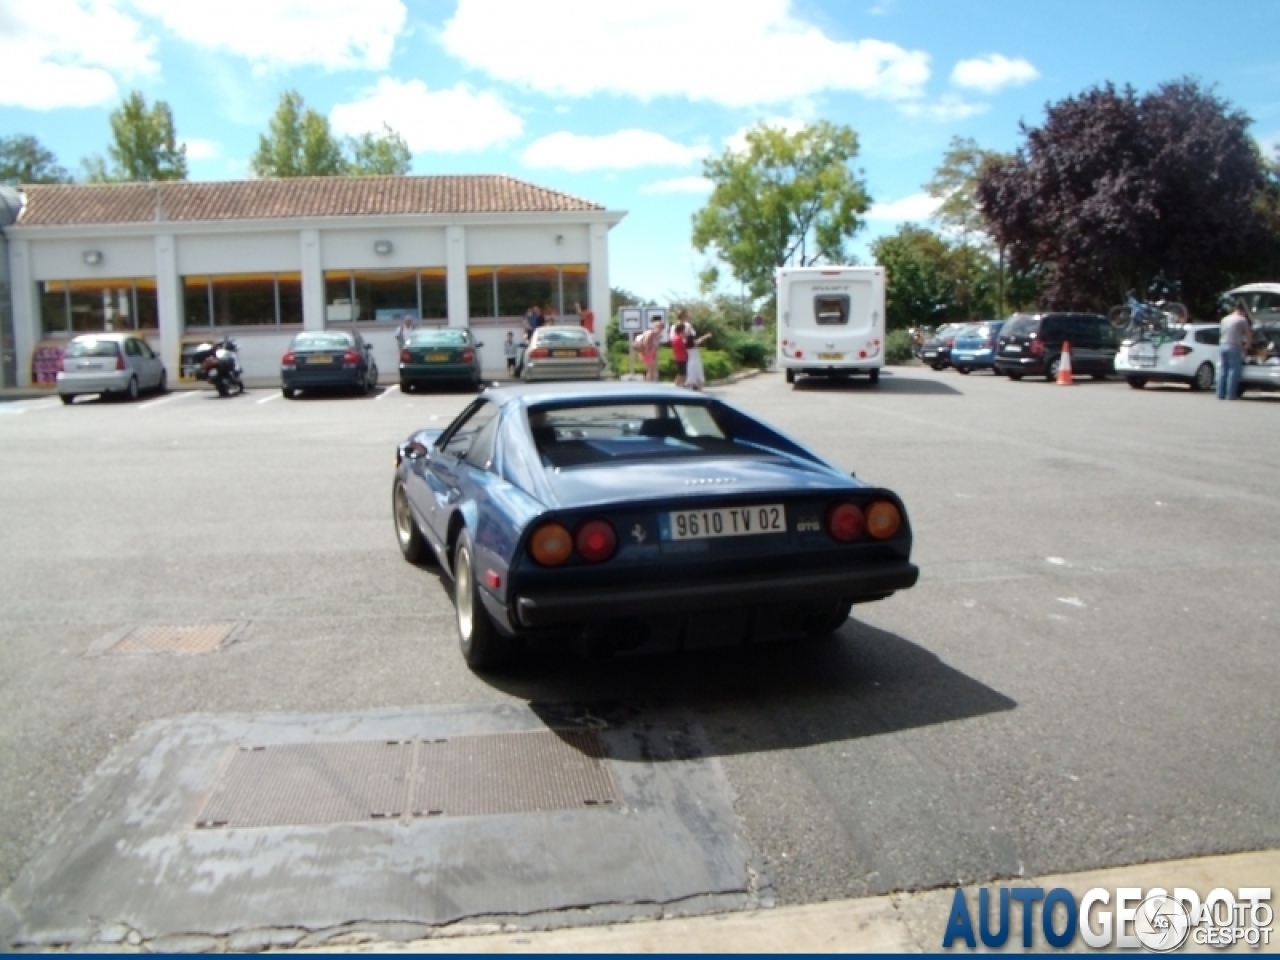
[392, 383, 918, 671]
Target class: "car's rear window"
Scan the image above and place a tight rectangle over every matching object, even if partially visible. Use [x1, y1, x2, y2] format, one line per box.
[535, 328, 592, 345]
[64, 339, 120, 358]
[294, 333, 352, 349]
[1001, 315, 1038, 339]
[529, 402, 756, 468]
[408, 330, 467, 346]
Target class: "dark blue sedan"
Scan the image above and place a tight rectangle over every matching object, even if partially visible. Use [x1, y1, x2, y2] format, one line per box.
[392, 383, 918, 671]
[281, 329, 378, 398]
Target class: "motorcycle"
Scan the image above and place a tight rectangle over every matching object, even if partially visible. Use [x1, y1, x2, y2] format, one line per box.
[193, 338, 245, 397]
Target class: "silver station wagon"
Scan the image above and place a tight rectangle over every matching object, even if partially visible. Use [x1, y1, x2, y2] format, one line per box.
[56, 333, 168, 404]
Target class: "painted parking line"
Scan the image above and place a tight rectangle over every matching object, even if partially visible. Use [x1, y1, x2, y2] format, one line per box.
[375, 384, 399, 401]
[256, 391, 280, 405]
[138, 391, 199, 410]
[0, 397, 63, 414]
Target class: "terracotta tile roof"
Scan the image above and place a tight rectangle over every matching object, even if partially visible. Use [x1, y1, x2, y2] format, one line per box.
[16, 175, 605, 227]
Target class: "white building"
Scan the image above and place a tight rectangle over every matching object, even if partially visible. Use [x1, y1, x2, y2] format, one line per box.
[0, 175, 625, 387]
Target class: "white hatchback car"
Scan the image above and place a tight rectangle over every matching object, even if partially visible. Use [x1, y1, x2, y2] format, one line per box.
[1114, 323, 1219, 392]
[56, 332, 168, 404]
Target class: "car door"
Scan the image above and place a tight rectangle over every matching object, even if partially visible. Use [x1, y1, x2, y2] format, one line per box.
[423, 399, 499, 544]
[123, 337, 145, 383]
[134, 338, 162, 387]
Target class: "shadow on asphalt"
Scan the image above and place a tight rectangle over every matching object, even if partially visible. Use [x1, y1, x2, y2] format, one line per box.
[793, 373, 963, 396]
[474, 618, 1016, 759]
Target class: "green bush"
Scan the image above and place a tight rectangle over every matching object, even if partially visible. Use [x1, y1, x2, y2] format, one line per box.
[886, 329, 914, 365]
[607, 347, 734, 382]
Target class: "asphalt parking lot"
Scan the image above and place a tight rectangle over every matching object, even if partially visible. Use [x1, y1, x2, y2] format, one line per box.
[0, 369, 1276, 948]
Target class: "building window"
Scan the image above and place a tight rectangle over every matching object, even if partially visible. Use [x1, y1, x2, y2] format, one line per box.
[496, 266, 557, 319]
[561, 265, 589, 314]
[420, 269, 447, 322]
[465, 265, 590, 320]
[468, 267, 496, 320]
[354, 269, 419, 324]
[39, 279, 158, 335]
[182, 273, 302, 329]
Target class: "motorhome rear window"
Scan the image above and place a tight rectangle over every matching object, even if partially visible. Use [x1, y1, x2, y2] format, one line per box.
[814, 295, 849, 325]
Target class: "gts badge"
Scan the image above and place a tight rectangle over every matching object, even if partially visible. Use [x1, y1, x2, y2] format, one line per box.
[796, 516, 821, 533]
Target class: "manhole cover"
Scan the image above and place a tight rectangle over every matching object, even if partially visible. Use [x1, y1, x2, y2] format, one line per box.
[99, 622, 243, 655]
[194, 730, 618, 829]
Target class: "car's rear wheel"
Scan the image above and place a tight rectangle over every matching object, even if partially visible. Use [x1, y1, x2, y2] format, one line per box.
[930, 364, 943, 371]
[785, 369, 795, 384]
[282, 387, 296, 399]
[400, 380, 413, 393]
[393, 482, 431, 564]
[157, 370, 168, 394]
[803, 598, 854, 638]
[1045, 356, 1061, 381]
[60, 394, 74, 405]
[126, 376, 139, 401]
[1007, 372, 1023, 381]
[1127, 376, 1147, 389]
[1191, 362, 1214, 392]
[956, 366, 971, 375]
[453, 528, 514, 672]
[868, 369, 880, 385]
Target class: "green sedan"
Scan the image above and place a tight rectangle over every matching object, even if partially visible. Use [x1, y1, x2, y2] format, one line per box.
[399, 329, 484, 392]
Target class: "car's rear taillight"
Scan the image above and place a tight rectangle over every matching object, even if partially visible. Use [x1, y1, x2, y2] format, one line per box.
[529, 348, 550, 359]
[282, 351, 296, 365]
[400, 349, 411, 363]
[866, 501, 902, 540]
[116, 348, 127, 371]
[575, 520, 617, 563]
[826, 502, 864, 543]
[343, 349, 360, 364]
[529, 523, 573, 566]
[461, 348, 475, 362]
[581, 346, 599, 358]
[1030, 338, 1044, 356]
[1171, 343, 1192, 357]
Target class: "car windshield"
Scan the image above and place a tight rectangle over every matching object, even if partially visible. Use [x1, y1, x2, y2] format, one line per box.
[1001, 315, 1037, 338]
[408, 330, 468, 347]
[294, 333, 352, 349]
[528, 402, 755, 468]
[534, 328, 591, 346]
[64, 339, 120, 358]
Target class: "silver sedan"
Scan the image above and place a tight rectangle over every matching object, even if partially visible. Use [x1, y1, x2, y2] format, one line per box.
[56, 333, 168, 404]
[520, 325, 605, 382]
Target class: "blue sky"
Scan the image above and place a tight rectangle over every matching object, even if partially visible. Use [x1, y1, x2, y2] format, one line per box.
[3, 0, 1279, 303]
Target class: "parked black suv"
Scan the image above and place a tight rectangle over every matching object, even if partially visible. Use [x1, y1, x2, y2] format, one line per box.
[993, 312, 1117, 381]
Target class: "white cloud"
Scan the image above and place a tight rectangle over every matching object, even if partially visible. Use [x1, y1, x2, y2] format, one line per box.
[330, 78, 523, 153]
[950, 54, 1038, 94]
[522, 130, 710, 172]
[129, 0, 406, 71]
[182, 138, 222, 161]
[865, 193, 940, 222]
[899, 94, 988, 122]
[640, 176, 714, 195]
[441, 0, 929, 107]
[0, 0, 156, 109]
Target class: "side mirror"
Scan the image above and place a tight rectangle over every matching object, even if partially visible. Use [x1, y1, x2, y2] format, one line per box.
[476, 342, 485, 348]
[404, 441, 429, 460]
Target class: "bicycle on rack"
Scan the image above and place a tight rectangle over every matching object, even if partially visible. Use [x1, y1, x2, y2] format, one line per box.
[1108, 293, 1188, 341]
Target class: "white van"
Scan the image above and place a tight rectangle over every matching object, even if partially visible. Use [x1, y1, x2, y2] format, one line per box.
[776, 265, 886, 385]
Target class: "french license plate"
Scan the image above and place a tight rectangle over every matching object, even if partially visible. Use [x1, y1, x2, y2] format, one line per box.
[1004, 345, 1022, 354]
[923, 350, 937, 358]
[666, 504, 786, 541]
[818, 352, 842, 360]
[426, 352, 449, 362]
[1133, 357, 1156, 368]
[552, 349, 579, 358]
[309, 354, 333, 364]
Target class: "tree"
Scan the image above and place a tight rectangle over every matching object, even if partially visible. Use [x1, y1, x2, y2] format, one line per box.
[83, 91, 187, 182]
[251, 91, 347, 178]
[925, 137, 1008, 316]
[871, 225, 962, 331]
[0, 135, 73, 185]
[347, 124, 412, 175]
[977, 79, 1279, 317]
[692, 121, 870, 300]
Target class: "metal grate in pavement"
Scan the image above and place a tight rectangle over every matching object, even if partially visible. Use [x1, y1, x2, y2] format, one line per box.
[107, 622, 243, 655]
[193, 730, 618, 829]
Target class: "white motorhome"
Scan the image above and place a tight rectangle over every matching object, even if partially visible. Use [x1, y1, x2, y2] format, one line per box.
[776, 265, 886, 385]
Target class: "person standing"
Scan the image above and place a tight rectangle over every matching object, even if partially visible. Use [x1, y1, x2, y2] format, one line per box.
[504, 331, 517, 377]
[575, 301, 595, 336]
[395, 315, 415, 349]
[523, 305, 543, 338]
[635, 318, 663, 382]
[684, 320, 712, 391]
[1217, 302, 1252, 400]
[544, 305, 558, 326]
[671, 318, 690, 387]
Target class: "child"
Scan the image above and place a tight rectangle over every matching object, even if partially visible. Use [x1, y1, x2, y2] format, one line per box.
[504, 331, 517, 376]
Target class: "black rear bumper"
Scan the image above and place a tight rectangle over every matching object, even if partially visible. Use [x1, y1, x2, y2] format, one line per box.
[513, 561, 919, 628]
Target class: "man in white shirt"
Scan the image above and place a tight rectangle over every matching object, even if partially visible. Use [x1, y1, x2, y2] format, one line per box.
[1217, 303, 1252, 400]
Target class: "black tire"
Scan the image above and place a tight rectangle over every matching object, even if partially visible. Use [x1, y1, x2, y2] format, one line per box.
[453, 528, 513, 671]
[1091, 373, 1108, 381]
[804, 598, 854, 638]
[282, 387, 296, 399]
[367, 365, 379, 394]
[392, 482, 431, 564]
[157, 370, 168, 394]
[1108, 305, 1132, 329]
[1127, 377, 1147, 390]
[1045, 356, 1061, 382]
[930, 363, 943, 371]
[868, 369, 880, 385]
[1007, 372, 1023, 381]
[60, 394, 74, 405]
[956, 366, 971, 375]
[214, 378, 230, 397]
[400, 380, 413, 393]
[1191, 362, 1214, 392]
[785, 369, 795, 384]
[126, 376, 139, 401]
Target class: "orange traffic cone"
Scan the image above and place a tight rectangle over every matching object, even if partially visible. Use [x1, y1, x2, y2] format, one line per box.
[1057, 341, 1074, 384]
